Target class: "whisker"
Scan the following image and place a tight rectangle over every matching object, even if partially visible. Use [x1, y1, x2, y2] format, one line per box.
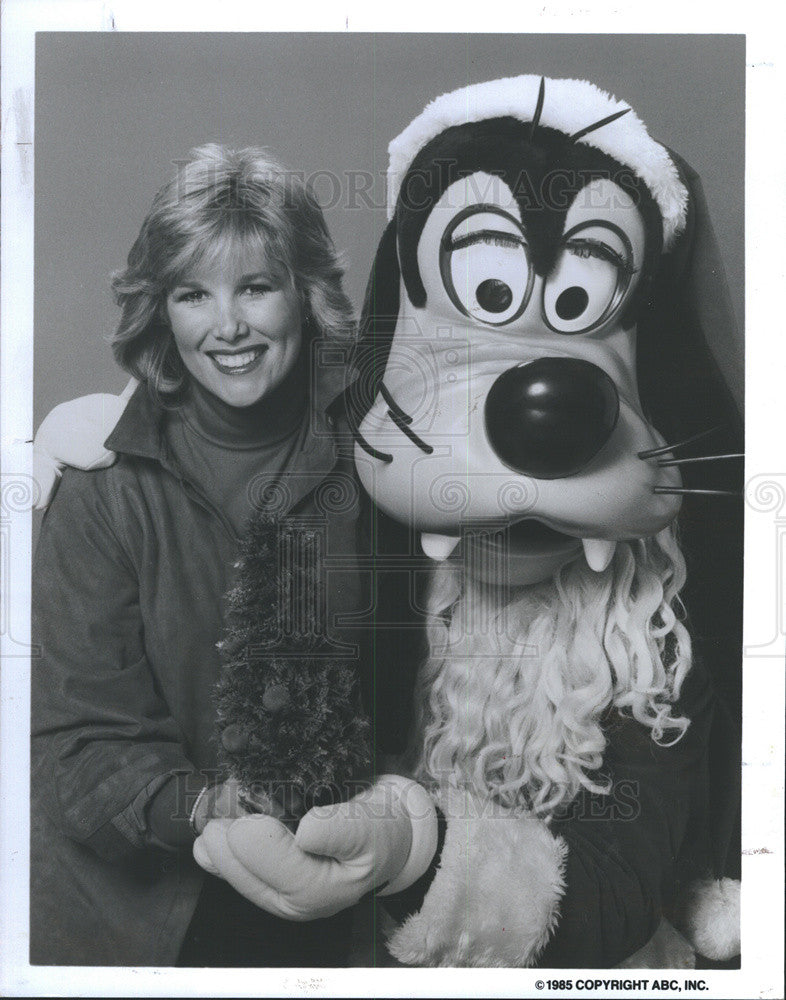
[638, 426, 723, 460]
[653, 487, 742, 497]
[657, 453, 744, 467]
[387, 409, 434, 454]
[380, 382, 412, 424]
[349, 425, 393, 464]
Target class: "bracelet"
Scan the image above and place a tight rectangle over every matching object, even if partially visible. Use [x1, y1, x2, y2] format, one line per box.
[188, 784, 210, 837]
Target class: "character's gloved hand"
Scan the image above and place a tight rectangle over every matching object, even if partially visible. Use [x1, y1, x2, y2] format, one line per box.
[33, 378, 137, 509]
[192, 775, 438, 921]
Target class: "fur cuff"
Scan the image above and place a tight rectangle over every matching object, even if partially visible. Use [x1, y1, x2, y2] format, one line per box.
[386, 789, 567, 967]
[674, 878, 741, 962]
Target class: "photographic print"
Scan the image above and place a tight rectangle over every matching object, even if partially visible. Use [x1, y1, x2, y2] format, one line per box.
[1, 12, 782, 1000]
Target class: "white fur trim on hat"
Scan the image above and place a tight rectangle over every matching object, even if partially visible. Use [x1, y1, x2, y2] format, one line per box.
[387, 75, 688, 251]
[386, 788, 567, 967]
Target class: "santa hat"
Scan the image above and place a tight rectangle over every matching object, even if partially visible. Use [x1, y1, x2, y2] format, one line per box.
[386, 74, 689, 251]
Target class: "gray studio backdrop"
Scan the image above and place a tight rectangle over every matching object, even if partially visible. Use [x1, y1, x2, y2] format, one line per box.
[35, 32, 744, 430]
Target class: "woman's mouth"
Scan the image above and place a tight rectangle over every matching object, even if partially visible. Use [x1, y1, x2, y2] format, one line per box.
[208, 346, 268, 375]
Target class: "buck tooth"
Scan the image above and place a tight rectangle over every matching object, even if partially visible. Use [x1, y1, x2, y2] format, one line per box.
[656, 527, 674, 548]
[421, 533, 461, 561]
[582, 538, 616, 572]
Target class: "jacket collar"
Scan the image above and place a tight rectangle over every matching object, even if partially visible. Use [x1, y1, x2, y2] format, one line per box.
[104, 383, 167, 462]
[104, 350, 357, 463]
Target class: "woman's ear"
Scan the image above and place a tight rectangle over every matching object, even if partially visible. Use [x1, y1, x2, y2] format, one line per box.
[154, 295, 171, 329]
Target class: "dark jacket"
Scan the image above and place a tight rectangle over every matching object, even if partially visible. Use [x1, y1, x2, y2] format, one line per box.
[30, 379, 738, 968]
[30, 376, 372, 966]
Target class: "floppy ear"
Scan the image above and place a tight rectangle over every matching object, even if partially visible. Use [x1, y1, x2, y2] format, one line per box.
[638, 152, 743, 888]
[637, 152, 743, 454]
[346, 218, 401, 426]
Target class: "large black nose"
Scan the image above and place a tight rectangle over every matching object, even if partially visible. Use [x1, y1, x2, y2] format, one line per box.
[484, 358, 619, 479]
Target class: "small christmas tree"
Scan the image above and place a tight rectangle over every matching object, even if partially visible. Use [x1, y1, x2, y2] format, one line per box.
[215, 512, 371, 820]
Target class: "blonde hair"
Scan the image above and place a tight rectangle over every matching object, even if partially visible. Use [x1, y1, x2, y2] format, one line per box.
[411, 527, 692, 815]
[110, 144, 354, 402]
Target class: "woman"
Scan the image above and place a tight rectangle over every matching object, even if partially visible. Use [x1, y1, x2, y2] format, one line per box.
[30, 144, 422, 967]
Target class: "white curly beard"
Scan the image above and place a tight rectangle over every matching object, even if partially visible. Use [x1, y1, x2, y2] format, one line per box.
[408, 527, 692, 815]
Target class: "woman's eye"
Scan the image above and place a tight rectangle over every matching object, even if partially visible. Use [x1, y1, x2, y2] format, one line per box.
[176, 289, 207, 304]
[442, 233, 531, 326]
[542, 242, 629, 334]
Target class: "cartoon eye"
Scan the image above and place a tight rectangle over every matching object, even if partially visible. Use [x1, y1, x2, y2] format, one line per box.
[543, 226, 635, 335]
[440, 209, 532, 326]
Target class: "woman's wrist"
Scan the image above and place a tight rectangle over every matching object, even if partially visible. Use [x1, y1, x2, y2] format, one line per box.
[147, 771, 206, 848]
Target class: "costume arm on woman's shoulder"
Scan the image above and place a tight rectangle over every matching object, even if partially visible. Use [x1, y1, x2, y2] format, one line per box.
[32, 468, 196, 863]
[386, 662, 715, 968]
[32, 379, 136, 509]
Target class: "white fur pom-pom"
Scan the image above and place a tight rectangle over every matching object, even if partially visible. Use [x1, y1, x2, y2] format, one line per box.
[674, 878, 740, 962]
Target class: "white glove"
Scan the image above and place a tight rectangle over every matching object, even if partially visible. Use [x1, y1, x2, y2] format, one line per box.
[193, 776, 437, 921]
[33, 378, 137, 509]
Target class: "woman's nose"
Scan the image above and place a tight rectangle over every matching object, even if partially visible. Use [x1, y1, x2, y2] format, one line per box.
[215, 297, 247, 340]
[484, 358, 619, 479]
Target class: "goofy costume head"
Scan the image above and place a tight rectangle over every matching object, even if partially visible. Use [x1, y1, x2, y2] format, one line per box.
[347, 75, 743, 967]
[350, 74, 740, 569]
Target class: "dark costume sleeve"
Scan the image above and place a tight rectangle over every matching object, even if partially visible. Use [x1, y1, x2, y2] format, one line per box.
[535, 658, 715, 967]
[32, 469, 196, 863]
[385, 659, 716, 968]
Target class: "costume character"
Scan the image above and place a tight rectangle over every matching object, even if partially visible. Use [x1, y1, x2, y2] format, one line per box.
[343, 75, 743, 967]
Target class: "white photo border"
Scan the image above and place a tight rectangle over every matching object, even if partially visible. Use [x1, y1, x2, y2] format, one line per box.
[1, 2, 783, 997]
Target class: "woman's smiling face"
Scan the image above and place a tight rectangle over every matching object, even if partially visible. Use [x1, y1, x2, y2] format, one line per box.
[166, 252, 303, 408]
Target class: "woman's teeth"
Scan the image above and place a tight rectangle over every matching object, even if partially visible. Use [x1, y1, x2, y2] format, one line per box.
[209, 347, 266, 373]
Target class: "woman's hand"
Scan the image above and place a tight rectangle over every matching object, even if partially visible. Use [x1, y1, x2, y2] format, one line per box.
[190, 777, 286, 836]
[192, 777, 436, 920]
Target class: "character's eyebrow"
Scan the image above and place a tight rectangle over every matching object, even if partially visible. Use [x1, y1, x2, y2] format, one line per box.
[564, 237, 637, 275]
[445, 229, 526, 252]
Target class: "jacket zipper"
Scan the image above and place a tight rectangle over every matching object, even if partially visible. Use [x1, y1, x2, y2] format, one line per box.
[177, 477, 240, 545]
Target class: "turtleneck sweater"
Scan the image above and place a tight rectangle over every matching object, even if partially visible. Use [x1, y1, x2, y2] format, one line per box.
[164, 361, 309, 538]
